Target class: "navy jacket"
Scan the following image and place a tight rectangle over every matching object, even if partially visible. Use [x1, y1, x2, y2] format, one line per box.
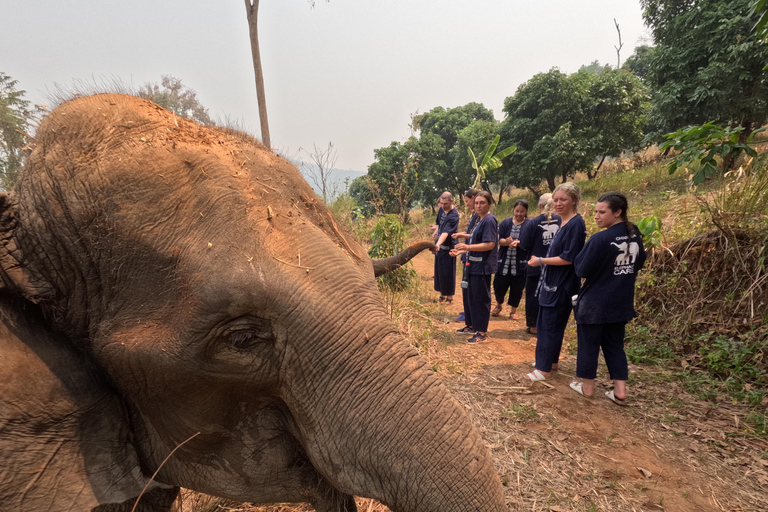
[574, 223, 647, 324]
[497, 217, 529, 275]
[537, 215, 586, 307]
[519, 213, 562, 278]
[467, 213, 498, 275]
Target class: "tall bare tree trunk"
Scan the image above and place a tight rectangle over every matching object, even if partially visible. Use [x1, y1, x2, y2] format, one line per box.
[244, 0, 271, 149]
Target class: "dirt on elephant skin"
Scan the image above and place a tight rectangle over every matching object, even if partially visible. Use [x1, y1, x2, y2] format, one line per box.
[174, 248, 767, 512]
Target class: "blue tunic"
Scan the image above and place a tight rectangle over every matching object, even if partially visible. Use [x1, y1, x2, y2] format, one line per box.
[519, 213, 562, 278]
[537, 215, 586, 307]
[574, 223, 647, 324]
[497, 217, 530, 276]
[436, 207, 459, 251]
[460, 212, 480, 264]
[467, 214, 498, 275]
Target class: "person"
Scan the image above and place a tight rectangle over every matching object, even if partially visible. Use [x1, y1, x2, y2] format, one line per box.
[451, 189, 479, 323]
[519, 194, 561, 334]
[492, 199, 529, 319]
[453, 191, 498, 343]
[432, 191, 459, 304]
[524, 182, 586, 380]
[569, 191, 647, 405]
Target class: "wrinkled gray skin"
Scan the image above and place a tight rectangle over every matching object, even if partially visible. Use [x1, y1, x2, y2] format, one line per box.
[0, 95, 506, 512]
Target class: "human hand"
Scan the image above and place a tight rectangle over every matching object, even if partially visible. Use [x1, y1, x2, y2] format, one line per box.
[528, 256, 540, 267]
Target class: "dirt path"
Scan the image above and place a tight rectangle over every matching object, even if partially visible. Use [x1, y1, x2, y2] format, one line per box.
[410, 250, 766, 512]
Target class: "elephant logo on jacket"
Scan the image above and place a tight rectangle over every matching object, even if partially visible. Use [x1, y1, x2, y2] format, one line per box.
[540, 223, 559, 244]
[611, 241, 640, 266]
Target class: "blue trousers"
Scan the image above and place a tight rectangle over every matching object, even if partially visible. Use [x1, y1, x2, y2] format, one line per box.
[493, 272, 525, 307]
[535, 293, 572, 372]
[433, 251, 456, 296]
[576, 322, 629, 380]
[465, 274, 492, 333]
[524, 274, 540, 328]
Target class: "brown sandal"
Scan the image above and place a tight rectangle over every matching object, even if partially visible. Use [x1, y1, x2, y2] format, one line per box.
[491, 303, 502, 317]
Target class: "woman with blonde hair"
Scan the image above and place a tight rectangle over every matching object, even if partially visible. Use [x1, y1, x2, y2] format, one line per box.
[519, 193, 561, 334]
[524, 182, 586, 381]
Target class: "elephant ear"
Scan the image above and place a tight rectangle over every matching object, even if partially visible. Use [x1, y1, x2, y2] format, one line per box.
[0, 192, 52, 302]
[0, 299, 178, 511]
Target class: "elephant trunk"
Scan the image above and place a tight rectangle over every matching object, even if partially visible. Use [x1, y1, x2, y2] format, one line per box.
[371, 241, 436, 277]
[286, 327, 506, 512]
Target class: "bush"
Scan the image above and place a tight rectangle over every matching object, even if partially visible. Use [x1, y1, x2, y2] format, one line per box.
[368, 215, 416, 292]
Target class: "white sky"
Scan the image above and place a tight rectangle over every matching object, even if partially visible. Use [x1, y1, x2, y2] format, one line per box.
[2, 0, 650, 172]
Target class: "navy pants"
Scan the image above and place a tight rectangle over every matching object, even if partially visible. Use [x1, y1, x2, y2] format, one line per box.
[433, 251, 456, 296]
[493, 272, 525, 307]
[524, 274, 540, 328]
[535, 293, 572, 372]
[576, 322, 629, 380]
[465, 273, 492, 333]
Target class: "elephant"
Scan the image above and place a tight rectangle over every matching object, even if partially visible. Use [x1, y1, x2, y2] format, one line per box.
[610, 241, 629, 265]
[0, 94, 506, 512]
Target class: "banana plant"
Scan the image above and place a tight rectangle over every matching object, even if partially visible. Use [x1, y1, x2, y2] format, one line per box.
[468, 135, 517, 191]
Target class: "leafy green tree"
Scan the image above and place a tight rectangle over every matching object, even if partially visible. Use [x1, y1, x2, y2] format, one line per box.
[137, 75, 213, 125]
[447, 120, 499, 196]
[641, 0, 768, 143]
[0, 73, 42, 190]
[414, 103, 495, 199]
[621, 45, 655, 82]
[579, 60, 611, 75]
[499, 69, 593, 191]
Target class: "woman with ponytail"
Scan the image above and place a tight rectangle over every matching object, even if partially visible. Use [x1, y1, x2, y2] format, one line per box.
[569, 191, 647, 405]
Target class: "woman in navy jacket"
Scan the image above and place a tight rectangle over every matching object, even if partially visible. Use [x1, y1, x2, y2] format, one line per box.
[492, 199, 530, 319]
[525, 182, 586, 381]
[518, 193, 561, 333]
[570, 191, 647, 405]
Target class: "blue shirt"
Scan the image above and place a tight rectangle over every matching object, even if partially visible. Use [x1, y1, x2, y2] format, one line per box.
[574, 223, 647, 324]
[461, 212, 480, 264]
[519, 213, 562, 277]
[467, 213, 498, 275]
[436, 207, 459, 252]
[537, 215, 586, 307]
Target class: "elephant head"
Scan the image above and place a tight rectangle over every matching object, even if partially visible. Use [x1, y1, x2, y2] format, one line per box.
[0, 94, 505, 512]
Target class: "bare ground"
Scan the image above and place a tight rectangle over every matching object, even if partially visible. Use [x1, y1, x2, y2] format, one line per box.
[173, 250, 768, 512]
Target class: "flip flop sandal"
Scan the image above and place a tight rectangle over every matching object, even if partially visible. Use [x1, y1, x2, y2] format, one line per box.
[605, 390, 628, 406]
[524, 369, 548, 381]
[569, 381, 594, 399]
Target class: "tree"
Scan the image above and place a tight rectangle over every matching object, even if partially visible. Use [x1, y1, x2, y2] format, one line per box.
[414, 102, 495, 200]
[499, 69, 592, 192]
[244, 1, 329, 149]
[0, 73, 41, 190]
[622, 45, 655, 82]
[299, 141, 338, 203]
[641, 0, 768, 143]
[137, 75, 213, 125]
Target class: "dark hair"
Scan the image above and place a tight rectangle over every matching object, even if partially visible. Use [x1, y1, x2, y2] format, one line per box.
[597, 191, 638, 237]
[463, 188, 479, 199]
[513, 199, 529, 211]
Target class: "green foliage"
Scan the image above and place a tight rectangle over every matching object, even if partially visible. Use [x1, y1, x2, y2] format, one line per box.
[137, 75, 214, 125]
[621, 45, 655, 82]
[466, 135, 516, 191]
[414, 103, 495, 196]
[641, 0, 768, 142]
[368, 214, 415, 290]
[500, 68, 648, 191]
[660, 121, 764, 185]
[0, 73, 42, 190]
[637, 215, 663, 248]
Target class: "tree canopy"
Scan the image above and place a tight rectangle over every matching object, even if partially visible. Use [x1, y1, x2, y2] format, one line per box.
[137, 75, 214, 125]
[0, 73, 41, 190]
[641, 0, 768, 141]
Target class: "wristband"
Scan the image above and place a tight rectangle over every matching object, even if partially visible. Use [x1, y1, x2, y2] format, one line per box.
[538, 257, 542, 266]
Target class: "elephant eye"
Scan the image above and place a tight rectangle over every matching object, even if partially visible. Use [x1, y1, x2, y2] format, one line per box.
[229, 330, 261, 350]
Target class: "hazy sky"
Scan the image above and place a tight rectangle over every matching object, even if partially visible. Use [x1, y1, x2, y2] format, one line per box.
[2, 1, 650, 172]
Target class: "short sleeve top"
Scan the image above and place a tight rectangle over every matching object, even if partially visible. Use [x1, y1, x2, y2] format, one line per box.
[436, 208, 459, 252]
[537, 215, 586, 307]
[467, 213, 499, 275]
[574, 223, 647, 324]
